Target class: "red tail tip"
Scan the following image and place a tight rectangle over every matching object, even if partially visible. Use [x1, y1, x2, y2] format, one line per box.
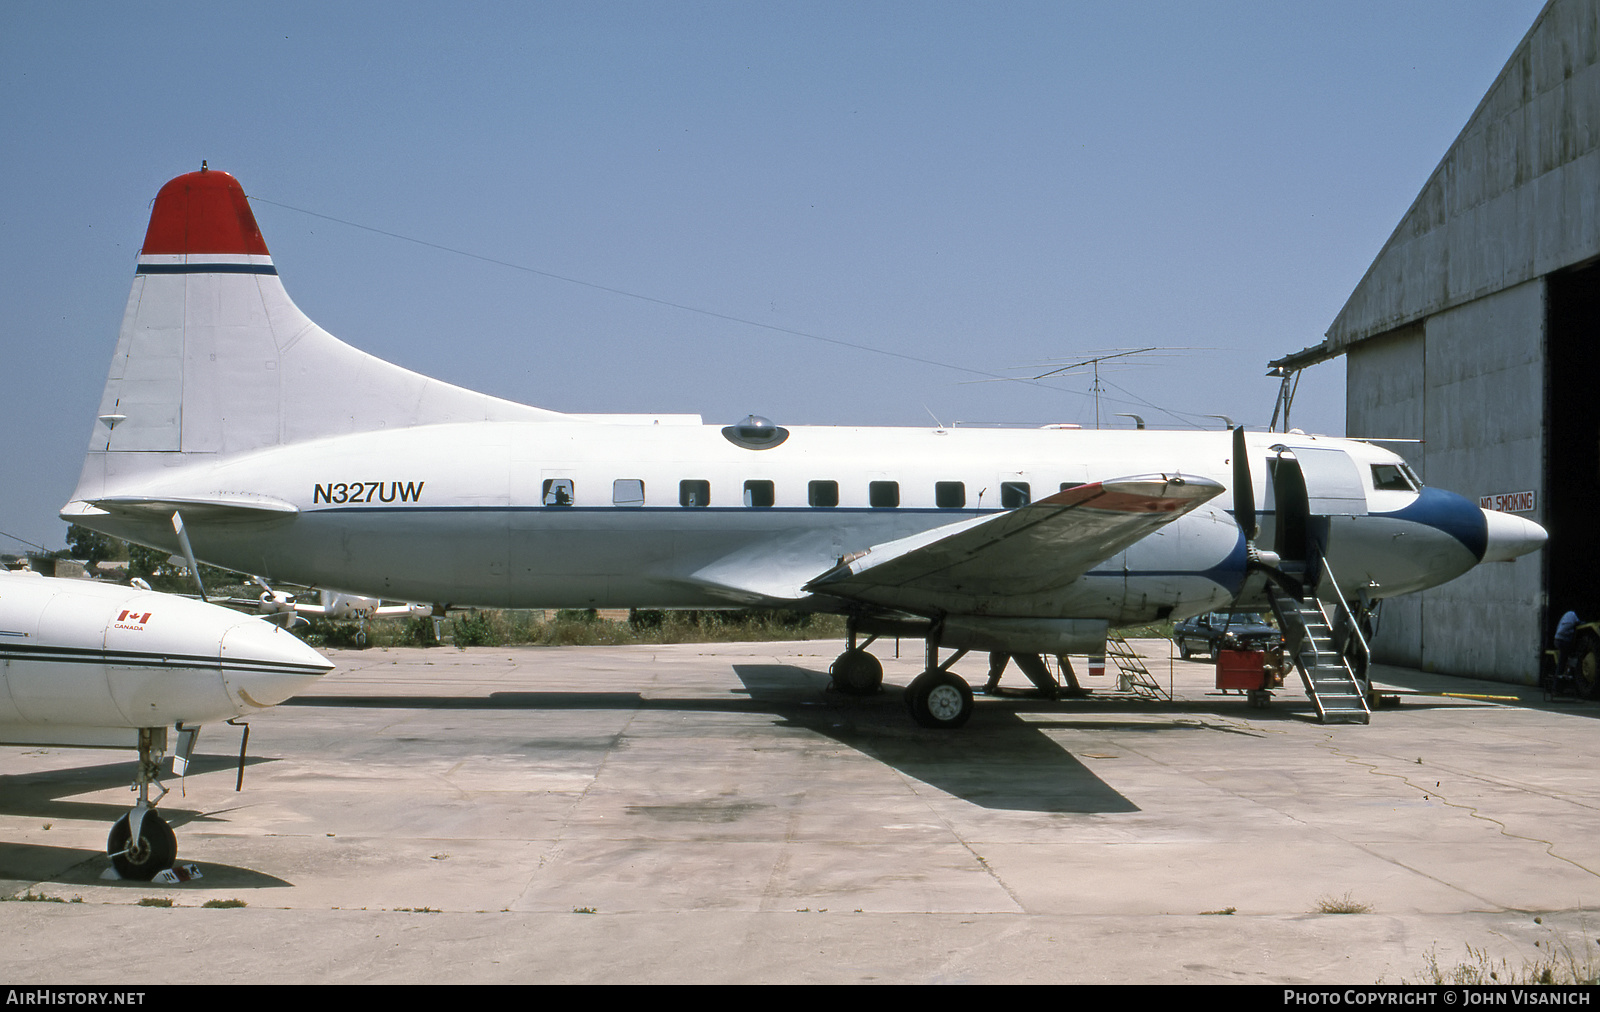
[141, 170, 270, 256]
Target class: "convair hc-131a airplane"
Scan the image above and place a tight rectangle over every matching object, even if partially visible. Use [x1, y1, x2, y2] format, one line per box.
[62, 168, 1547, 728]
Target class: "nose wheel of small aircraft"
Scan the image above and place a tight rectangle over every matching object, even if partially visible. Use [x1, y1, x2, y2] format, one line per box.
[107, 807, 176, 881]
[105, 728, 180, 880]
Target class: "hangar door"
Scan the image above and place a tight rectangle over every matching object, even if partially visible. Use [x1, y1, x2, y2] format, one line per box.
[1546, 263, 1600, 626]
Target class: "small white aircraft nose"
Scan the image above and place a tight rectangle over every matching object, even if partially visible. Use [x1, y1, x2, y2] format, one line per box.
[1480, 508, 1548, 563]
[220, 619, 335, 709]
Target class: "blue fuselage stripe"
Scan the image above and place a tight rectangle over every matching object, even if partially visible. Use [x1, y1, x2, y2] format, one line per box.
[136, 264, 279, 276]
[1369, 487, 1487, 560]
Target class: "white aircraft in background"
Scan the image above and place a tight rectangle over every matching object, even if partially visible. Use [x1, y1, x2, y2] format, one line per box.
[247, 579, 431, 629]
[0, 568, 332, 878]
[61, 168, 1546, 728]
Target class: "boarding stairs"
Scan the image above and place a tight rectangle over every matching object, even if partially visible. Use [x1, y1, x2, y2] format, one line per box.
[1265, 559, 1371, 724]
[1106, 633, 1171, 701]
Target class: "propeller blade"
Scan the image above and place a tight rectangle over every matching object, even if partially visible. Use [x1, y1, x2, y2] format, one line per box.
[1232, 426, 1257, 541]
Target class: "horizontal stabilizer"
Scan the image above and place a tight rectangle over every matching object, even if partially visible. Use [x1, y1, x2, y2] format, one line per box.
[806, 475, 1222, 614]
[82, 494, 299, 523]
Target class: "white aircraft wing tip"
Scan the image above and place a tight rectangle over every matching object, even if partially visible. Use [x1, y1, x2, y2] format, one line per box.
[1044, 473, 1224, 512]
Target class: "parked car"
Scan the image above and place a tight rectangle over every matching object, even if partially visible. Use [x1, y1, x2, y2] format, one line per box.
[1173, 612, 1281, 659]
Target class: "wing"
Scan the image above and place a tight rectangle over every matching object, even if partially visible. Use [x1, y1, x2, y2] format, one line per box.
[804, 474, 1223, 614]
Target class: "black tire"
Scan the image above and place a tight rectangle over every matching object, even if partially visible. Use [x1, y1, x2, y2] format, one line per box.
[830, 649, 883, 696]
[1178, 641, 1191, 660]
[1576, 632, 1600, 700]
[905, 669, 973, 729]
[107, 810, 176, 881]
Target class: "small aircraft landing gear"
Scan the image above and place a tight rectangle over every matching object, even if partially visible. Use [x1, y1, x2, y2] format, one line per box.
[830, 627, 883, 696]
[905, 641, 973, 729]
[106, 728, 178, 881]
[108, 807, 176, 881]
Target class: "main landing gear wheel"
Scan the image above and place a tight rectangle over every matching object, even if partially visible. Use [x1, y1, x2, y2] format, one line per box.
[830, 648, 883, 696]
[107, 809, 176, 881]
[905, 669, 974, 729]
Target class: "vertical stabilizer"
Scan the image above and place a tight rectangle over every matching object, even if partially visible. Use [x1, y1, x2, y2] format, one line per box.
[69, 167, 563, 506]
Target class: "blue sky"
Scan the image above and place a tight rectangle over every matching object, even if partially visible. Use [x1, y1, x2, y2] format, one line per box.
[0, 1, 1549, 552]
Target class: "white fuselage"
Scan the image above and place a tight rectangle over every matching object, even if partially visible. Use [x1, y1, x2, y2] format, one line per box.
[69, 421, 1476, 623]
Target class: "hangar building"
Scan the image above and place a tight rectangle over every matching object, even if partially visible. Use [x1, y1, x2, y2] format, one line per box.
[1282, 0, 1597, 683]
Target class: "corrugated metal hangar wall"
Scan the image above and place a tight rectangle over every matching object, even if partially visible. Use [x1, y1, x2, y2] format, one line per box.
[1327, 0, 1599, 683]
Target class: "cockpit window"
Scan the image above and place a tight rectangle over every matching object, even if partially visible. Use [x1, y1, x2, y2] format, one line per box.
[1371, 464, 1417, 492]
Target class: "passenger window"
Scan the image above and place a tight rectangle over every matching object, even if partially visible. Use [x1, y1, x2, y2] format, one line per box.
[680, 479, 710, 507]
[1370, 464, 1415, 492]
[1002, 482, 1031, 507]
[542, 478, 574, 506]
[744, 480, 775, 508]
[935, 481, 965, 508]
[1060, 482, 1084, 492]
[613, 479, 645, 507]
[869, 481, 899, 508]
[809, 480, 839, 508]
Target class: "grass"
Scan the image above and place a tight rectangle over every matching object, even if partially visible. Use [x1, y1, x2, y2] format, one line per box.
[2, 891, 79, 903]
[1115, 620, 1177, 640]
[300, 606, 1181, 652]
[137, 897, 173, 907]
[1409, 938, 1600, 985]
[202, 898, 247, 908]
[1315, 891, 1372, 914]
[300, 608, 850, 650]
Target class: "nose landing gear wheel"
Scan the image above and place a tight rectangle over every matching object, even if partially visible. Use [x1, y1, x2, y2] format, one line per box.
[107, 810, 176, 881]
[905, 670, 974, 729]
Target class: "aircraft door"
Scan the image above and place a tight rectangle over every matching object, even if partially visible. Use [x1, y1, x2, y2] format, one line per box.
[1270, 454, 1312, 564]
[1293, 447, 1367, 516]
[1269, 446, 1365, 567]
